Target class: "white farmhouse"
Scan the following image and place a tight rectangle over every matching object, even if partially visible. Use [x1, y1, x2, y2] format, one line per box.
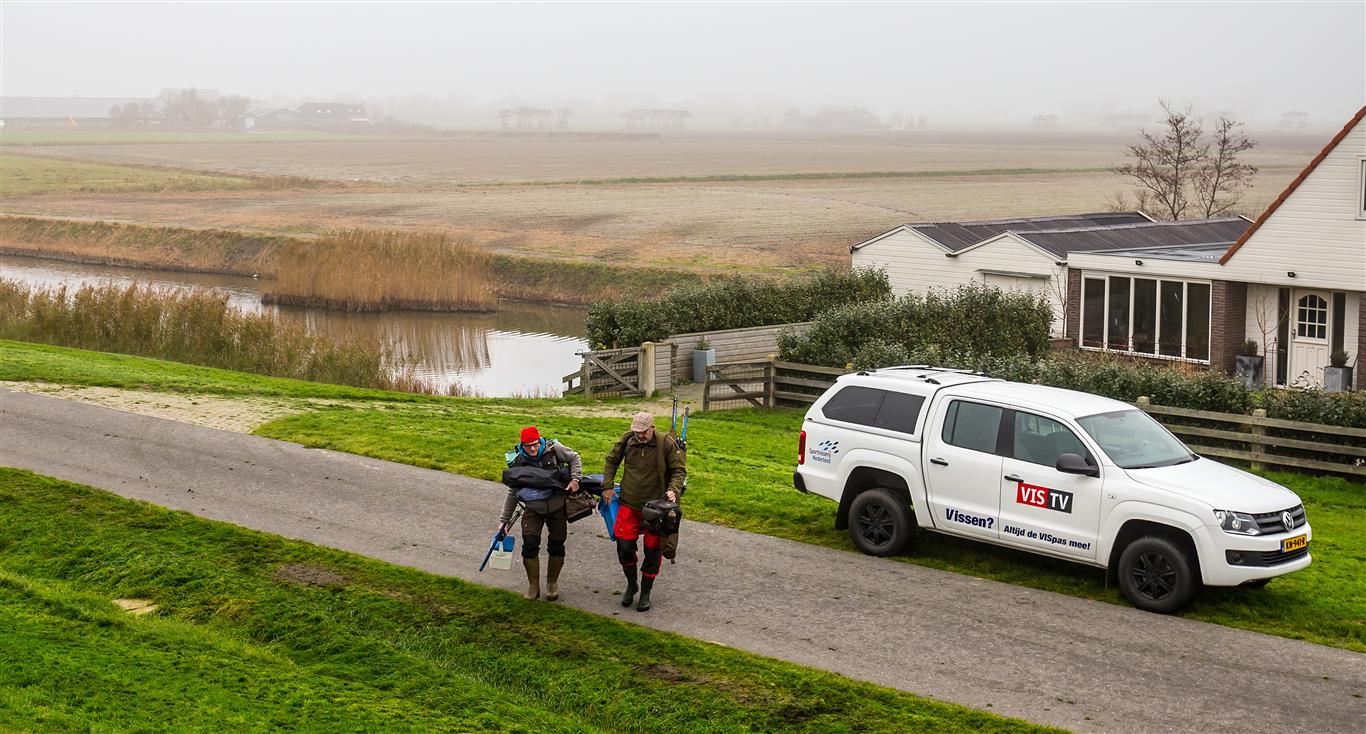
[1066, 105, 1366, 389]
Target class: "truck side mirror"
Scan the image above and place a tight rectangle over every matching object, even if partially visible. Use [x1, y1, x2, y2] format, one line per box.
[1056, 453, 1099, 477]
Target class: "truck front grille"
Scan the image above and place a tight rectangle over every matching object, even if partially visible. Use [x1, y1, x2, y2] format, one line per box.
[1252, 505, 1306, 534]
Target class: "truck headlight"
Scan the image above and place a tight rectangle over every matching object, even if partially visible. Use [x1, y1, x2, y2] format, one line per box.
[1214, 510, 1261, 536]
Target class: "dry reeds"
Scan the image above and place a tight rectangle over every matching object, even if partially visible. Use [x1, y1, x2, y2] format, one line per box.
[266, 230, 497, 313]
[0, 216, 281, 276]
[0, 279, 410, 391]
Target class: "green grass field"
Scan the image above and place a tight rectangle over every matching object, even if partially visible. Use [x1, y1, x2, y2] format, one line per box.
[0, 153, 254, 195]
[0, 468, 1053, 733]
[2, 339, 1362, 652]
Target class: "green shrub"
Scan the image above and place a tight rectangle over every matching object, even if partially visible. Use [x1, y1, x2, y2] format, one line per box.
[585, 267, 891, 348]
[779, 282, 1053, 368]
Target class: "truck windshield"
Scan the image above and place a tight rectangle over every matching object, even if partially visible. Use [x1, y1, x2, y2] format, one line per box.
[1076, 409, 1196, 469]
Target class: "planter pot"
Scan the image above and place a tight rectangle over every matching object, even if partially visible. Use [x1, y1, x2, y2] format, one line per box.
[1324, 366, 1354, 393]
[692, 348, 716, 383]
[1235, 355, 1264, 390]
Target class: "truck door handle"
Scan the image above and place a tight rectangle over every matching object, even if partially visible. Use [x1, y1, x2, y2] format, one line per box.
[1004, 474, 1023, 482]
[930, 458, 948, 466]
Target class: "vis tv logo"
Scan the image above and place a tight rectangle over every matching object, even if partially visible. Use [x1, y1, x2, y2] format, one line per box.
[1016, 482, 1073, 514]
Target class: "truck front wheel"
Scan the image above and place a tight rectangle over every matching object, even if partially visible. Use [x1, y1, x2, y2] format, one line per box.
[1117, 536, 1196, 613]
[848, 488, 913, 556]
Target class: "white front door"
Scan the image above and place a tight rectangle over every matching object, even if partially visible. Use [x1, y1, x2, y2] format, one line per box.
[1290, 290, 1331, 388]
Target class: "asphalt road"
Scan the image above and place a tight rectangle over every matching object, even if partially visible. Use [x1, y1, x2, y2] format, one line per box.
[3, 388, 1363, 733]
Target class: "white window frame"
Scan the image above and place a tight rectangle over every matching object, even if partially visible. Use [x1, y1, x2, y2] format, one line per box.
[1357, 158, 1366, 220]
[1077, 271, 1212, 364]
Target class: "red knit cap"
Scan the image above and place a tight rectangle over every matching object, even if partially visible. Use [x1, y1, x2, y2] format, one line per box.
[520, 426, 540, 444]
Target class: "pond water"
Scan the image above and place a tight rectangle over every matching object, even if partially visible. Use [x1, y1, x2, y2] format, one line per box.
[0, 254, 589, 396]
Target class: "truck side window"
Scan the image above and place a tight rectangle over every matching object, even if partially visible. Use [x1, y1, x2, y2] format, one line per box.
[1012, 412, 1092, 467]
[874, 391, 926, 435]
[941, 400, 1004, 454]
[821, 386, 885, 426]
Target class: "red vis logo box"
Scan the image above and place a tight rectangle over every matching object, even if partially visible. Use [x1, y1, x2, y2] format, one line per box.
[1016, 482, 1074, 514]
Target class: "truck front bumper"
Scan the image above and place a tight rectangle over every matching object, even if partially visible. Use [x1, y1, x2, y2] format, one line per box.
[1198, 523, 1313, 586]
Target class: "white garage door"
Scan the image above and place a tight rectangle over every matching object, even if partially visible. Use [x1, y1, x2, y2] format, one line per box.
[981, 272, 1061, 337]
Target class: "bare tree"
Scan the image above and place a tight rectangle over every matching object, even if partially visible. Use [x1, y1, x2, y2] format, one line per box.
[1115, 101, 1207, 220]
[1115, 100, 1258, 220]
[1195, 115, 1257, 217]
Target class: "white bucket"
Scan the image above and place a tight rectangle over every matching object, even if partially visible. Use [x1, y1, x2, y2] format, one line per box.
[488, 547, 515, 571]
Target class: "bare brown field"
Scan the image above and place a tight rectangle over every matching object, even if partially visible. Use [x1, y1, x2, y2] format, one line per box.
[0, 169, 1301, 273]
[11, 130, 1317, 184]
[0, 131, 1317, 279]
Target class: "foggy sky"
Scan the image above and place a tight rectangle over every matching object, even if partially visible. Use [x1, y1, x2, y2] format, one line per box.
[4, 1, 1363, 127]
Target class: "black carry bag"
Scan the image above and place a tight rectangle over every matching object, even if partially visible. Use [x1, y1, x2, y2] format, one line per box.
[564, 490, 596, 523]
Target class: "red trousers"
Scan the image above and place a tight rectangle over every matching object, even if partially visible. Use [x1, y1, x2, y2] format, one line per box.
[614, 504, 662, 578]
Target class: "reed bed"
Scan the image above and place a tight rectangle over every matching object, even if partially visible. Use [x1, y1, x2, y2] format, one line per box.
[0, 279, 407, 391]
[266, 230, 497, 313]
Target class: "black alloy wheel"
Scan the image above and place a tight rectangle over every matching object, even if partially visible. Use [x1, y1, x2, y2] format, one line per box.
[847, 487, 913, 556]
[1117, 535, 1196, 614]
[1130, 552, 1177, 601]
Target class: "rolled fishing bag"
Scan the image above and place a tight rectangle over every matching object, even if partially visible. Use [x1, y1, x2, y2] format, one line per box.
[501, 464, 566, 502]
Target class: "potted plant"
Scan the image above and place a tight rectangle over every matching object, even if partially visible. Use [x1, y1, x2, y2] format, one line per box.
[1324, 349, 1354, 392]
[692, 337, 716, 383]
[1235, 339, 1264, 390]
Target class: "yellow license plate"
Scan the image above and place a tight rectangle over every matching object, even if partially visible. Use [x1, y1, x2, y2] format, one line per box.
[1281, 535, 1307, 552]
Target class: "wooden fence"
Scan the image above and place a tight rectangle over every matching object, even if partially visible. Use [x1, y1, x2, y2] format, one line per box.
[700, 357, 1365, 477]
[1134, 397, 1366, 478]
[563, 347, 644, 397]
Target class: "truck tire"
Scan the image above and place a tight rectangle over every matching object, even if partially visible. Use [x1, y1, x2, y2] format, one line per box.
[1117, 536, 1196, 613]
[848, 488, 913, 556]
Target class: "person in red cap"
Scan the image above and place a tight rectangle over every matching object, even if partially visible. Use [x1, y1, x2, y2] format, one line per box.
[498, 425, 582, 600]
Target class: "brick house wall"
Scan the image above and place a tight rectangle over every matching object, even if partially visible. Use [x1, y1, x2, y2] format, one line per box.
[1065, 268, 1082, 342]
[1359, 295, 1366, 390]
[1210, 280, 1247, 373]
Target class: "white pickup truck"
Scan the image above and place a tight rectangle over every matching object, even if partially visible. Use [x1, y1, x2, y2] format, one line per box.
[792, 366, 1312, 613]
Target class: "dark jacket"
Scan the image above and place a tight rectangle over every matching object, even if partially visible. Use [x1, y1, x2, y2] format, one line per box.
[499, 440, 582, 523]
[603, 430, 686, 510]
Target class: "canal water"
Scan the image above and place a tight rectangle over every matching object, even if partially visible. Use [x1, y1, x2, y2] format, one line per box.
[0, 254, 589, 396]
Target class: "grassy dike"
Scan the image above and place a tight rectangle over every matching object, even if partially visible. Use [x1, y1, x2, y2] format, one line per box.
[2, 339, 1363, 654]
[0, 216, 704, 306]
[0, 469, 1055, 733]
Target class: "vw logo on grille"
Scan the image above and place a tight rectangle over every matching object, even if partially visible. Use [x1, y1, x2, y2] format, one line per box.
[1281, 511, 1295, 531]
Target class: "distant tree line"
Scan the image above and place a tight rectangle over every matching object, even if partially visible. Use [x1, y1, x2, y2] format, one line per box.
[109, 90, 251, 130]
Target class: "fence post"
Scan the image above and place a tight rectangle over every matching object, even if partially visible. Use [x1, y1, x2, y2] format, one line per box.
[1250, 408, 1267, 471]
[581, 357, 593, 399]
[639, 342, 656, 396]
[703, 364, 712, 412]
[1136, 396, 1150, 410]
[765, 359, 776, 408]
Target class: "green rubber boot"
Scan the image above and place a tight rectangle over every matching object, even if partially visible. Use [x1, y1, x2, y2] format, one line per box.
[620, 567, 638, 607]
[635, 577, 654, 612]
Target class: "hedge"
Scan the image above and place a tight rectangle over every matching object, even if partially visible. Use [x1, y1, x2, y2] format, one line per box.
[777, 282, 1054, 368]
[585, 268, 891, 348]
[843, 346, 1366, 429]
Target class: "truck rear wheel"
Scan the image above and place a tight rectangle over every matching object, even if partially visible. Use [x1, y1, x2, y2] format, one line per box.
[848, 488, 913, 556]
[1117, 536, 1196, 613]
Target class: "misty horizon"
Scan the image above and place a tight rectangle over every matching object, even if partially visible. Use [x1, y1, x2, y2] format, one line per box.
[3, 1, 1363, 130]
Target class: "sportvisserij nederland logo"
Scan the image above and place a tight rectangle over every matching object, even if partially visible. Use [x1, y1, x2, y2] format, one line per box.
[809, 440, 839, 463]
